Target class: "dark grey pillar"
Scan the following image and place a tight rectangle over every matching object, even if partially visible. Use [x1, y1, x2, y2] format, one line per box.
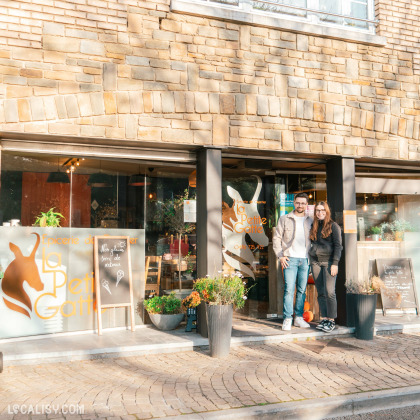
[326, 157, 357, 326]
[196, 147, 222, 278]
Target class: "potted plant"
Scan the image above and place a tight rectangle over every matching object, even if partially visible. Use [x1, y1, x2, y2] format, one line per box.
[33, 208, 65, 227]
[345, 276, 385, 340]
[389, 219, 414, 241]
[141, 292, 184, 331]
[194, 273, 249, 358]
[182, 291, 201, 332]
[370, 226, 381, 241]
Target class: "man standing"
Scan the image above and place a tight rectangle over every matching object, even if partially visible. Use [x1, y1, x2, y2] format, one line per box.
[273, 193, 313, 331]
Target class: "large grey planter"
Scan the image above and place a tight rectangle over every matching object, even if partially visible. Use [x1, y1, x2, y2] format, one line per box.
[352, 293, 377, 340]
[197, 301, 208, 337]
[148, 313, 184, 331]
[346, 293, 355, 328]
[206, 304, 233, 358]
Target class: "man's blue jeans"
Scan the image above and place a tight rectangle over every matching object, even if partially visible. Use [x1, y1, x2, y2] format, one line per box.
[283, 257, 309, 319]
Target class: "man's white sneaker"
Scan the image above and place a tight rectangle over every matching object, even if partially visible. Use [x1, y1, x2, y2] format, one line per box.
[294, 316, 310, 328]
[282, 318, 292, 331]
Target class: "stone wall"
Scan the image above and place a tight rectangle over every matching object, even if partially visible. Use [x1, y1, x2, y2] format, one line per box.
[0, 0, 419, 161]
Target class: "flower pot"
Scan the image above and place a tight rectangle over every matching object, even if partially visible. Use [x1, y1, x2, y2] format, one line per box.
[206, 304, 233, 358]
[197, 301, 208, 338]
[371, 234, 380, 241]
[148, 313, 184, 331]
[346, 293, 355, 328]
[394, 231, 404, 241]
[352, 293, 377, 340]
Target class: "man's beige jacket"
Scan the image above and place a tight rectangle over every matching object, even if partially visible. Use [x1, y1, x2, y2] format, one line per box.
[272, 212, 313, 258]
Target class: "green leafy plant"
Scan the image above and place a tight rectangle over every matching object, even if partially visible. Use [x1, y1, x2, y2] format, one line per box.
[380, 219, 415, 240]
[370, 226, 382, 235]
[33, 208, 65, 227]
[143, 292, 182, 315]
[389, 219, 414, 233]
[193, 273, 250, 309]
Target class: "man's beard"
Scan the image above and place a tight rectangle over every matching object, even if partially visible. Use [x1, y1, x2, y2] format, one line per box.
[295, 207, 305, 214]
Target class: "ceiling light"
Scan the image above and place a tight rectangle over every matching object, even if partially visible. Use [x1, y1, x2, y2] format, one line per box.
[47, 157, 70, 183]
[87, 173, 113, 188]
[188, 170, 196, 188]
[128, 173, 151, 187]
[47, 171, 70, 183]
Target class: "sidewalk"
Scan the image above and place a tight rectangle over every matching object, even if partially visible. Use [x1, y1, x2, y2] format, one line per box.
[1, 315, 420, 419]
[1, 313, 420, 365]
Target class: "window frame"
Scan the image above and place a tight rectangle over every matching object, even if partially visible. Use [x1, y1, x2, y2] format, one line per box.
[171, 0, 386, 46]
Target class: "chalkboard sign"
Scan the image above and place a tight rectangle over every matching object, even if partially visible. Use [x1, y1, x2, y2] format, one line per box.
[376, 258, 419, 315]
[94, 236, 135, 334]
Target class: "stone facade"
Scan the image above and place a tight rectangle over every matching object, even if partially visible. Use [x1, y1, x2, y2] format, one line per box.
[0, 0, 420, 161]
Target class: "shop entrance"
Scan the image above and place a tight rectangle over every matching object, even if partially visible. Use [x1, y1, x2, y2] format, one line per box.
[222, 157, 326, 319]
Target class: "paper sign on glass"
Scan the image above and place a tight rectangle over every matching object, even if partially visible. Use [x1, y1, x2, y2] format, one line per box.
[343, 210, 357, 233]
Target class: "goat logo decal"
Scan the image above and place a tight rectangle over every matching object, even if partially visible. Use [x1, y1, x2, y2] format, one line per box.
[1, 233, 44, 318]
[222, 176, 269, 279]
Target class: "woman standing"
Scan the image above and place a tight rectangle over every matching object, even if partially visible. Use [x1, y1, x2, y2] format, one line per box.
[309, 202, 342, 333]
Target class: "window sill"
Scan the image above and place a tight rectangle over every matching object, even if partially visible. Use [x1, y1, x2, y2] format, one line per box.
[171, 0, 387, 47]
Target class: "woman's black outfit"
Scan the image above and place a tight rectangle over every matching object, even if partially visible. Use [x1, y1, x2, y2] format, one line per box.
[309, 221, 342, 320]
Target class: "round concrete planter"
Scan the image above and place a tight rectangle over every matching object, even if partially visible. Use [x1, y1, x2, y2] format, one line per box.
[148, 313, 184, 331]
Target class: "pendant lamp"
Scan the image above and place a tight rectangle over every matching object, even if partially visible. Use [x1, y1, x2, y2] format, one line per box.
[128, 173, 152, 187]
[47, 158, 70, 184]
[87, 173, 113, 188]
[188, 170, 196, 188]
[87, 160, 113, 187]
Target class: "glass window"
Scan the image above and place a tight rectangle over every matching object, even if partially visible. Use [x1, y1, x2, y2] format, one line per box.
[0, 151, 196, 339]
[253, 0, 307, 19]
[355, 173, 420, 314]
[174, 0, 375, 34]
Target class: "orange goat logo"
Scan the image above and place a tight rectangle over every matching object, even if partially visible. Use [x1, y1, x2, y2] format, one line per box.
[1, 233, 44, 318]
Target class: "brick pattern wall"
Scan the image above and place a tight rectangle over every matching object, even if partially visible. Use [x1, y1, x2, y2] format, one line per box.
[0, 0, 419, 161]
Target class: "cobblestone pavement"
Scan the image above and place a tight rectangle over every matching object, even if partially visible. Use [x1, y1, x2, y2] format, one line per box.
[1, 333, 420, 419]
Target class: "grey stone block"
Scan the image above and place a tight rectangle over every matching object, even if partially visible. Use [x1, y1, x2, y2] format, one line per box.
[80, 40, 105, 56]
[30, 97, 46, 121]
[4, 99, 18, 123]
[132, 67, 155, 81]
[288, 76, 308, 89]
[161, 92, 175, 113]
[103, 63, 117, 90]
[257, 95, 269, 116]
[64, 95, 80, 118]
[126, 56, 150, 66]
[90, 92, 105, 116]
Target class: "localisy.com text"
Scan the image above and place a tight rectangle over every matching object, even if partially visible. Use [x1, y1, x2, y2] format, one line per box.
[7, 404, 84, 415]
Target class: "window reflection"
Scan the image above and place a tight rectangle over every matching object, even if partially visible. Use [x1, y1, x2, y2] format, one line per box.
[0, 152, 197, 302]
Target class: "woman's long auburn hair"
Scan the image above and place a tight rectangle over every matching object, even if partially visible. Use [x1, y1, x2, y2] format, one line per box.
[309, 201, 333, 241]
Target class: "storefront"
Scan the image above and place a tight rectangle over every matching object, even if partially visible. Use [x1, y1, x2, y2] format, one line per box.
[354, 167, 420, 313]
[1, 134, 419, 339]
[0, 135, 199, 339]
